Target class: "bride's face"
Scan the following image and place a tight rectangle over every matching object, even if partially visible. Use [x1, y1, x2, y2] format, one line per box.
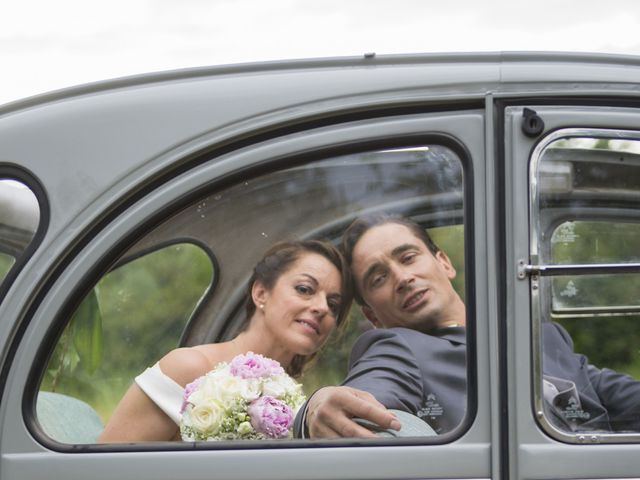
[256, 252, 343, 356]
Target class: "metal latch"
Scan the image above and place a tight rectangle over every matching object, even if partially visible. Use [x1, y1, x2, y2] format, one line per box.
[518, 259, 640, 280]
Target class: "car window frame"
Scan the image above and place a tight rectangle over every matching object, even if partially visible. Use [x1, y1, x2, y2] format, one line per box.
[21, 125, 480, 453]
[0, 166, 49, 304]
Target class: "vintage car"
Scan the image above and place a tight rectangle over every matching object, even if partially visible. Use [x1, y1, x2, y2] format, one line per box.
[0, 51, 639, 479]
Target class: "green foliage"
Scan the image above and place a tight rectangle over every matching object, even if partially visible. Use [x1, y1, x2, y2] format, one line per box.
[558, 316, 640, 378]
[40, 243, 214, 422]
[551, 221, 640, 379]
[0, 253, 15, 282]
[71, 289, 104, 374]
[45, 289, 105, 397]
[429, 225, 465, 301]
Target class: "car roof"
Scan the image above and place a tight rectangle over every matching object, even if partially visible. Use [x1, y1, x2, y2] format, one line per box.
[2, 52, 640, 235]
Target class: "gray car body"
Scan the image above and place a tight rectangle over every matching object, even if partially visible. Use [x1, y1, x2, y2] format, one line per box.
[1, 51, 640, 479]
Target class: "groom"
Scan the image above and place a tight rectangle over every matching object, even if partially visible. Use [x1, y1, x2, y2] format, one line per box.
[295, 214, 640, 438]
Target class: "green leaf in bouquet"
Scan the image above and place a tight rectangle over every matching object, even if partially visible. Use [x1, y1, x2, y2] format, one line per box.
[71, 289, 104, 374]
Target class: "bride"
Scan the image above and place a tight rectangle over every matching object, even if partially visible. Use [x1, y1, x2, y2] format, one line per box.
[98, 239, 352, 442]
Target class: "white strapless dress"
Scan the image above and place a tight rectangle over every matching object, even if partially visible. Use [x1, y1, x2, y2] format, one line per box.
[135, 363, 184, 425]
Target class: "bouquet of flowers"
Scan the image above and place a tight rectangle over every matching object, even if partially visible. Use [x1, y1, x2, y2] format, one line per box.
[179, 352, 306, 441]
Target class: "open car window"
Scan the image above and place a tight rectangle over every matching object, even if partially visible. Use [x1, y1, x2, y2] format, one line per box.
[36, 143, 469, 445]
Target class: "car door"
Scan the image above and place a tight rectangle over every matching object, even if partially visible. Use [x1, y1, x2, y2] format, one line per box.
[0, 68, 492, 480]
[505, 104, 640, 480]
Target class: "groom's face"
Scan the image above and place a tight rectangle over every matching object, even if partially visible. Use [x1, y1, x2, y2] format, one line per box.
[350, 222, 458, 332]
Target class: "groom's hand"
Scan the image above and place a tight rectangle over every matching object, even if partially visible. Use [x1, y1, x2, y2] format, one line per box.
[306, 386, 401, 438]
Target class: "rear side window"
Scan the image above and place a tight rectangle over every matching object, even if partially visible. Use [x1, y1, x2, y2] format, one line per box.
[530, 131, 640, 440]
[0, 178, 41, 286]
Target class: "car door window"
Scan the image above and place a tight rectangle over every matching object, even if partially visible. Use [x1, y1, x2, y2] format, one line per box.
[530, 131, 640, 439]
[34, 143, 471, 445]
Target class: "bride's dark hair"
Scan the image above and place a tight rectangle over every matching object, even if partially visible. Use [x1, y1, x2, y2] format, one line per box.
[240, 239, 352, 378]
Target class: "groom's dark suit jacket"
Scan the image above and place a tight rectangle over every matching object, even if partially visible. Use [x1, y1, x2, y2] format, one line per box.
[342, 326, 467, 435]
[295, 323, 640, 437]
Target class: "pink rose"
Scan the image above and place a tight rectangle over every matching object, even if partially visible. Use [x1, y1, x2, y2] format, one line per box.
[230, 352, 284, 379]
[247, 396, 293, 438]
[180, 376, 204, 413]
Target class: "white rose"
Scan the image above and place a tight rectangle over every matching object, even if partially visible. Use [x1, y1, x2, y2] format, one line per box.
[187, 389, 204, 406]
[262, 379, 286, 397]
[216, 376, 260, 406]
[263, 374, 299, 398]
[240, 380, 261, 401]
[190, 367, 227, 399]
[191, 371, 232, 403]
[189, 400, 224, 434]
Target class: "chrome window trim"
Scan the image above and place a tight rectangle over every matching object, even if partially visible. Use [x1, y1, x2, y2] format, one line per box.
[529, 127, 640, 443]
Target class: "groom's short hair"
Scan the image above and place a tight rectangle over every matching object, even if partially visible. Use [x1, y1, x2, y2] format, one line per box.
[341, 214, 440, 305]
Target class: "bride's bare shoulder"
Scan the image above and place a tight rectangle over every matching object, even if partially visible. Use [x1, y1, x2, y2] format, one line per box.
[159, 346, 223, 387]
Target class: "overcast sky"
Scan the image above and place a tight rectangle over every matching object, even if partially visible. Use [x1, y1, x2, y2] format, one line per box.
[2, 0, 640, 106]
